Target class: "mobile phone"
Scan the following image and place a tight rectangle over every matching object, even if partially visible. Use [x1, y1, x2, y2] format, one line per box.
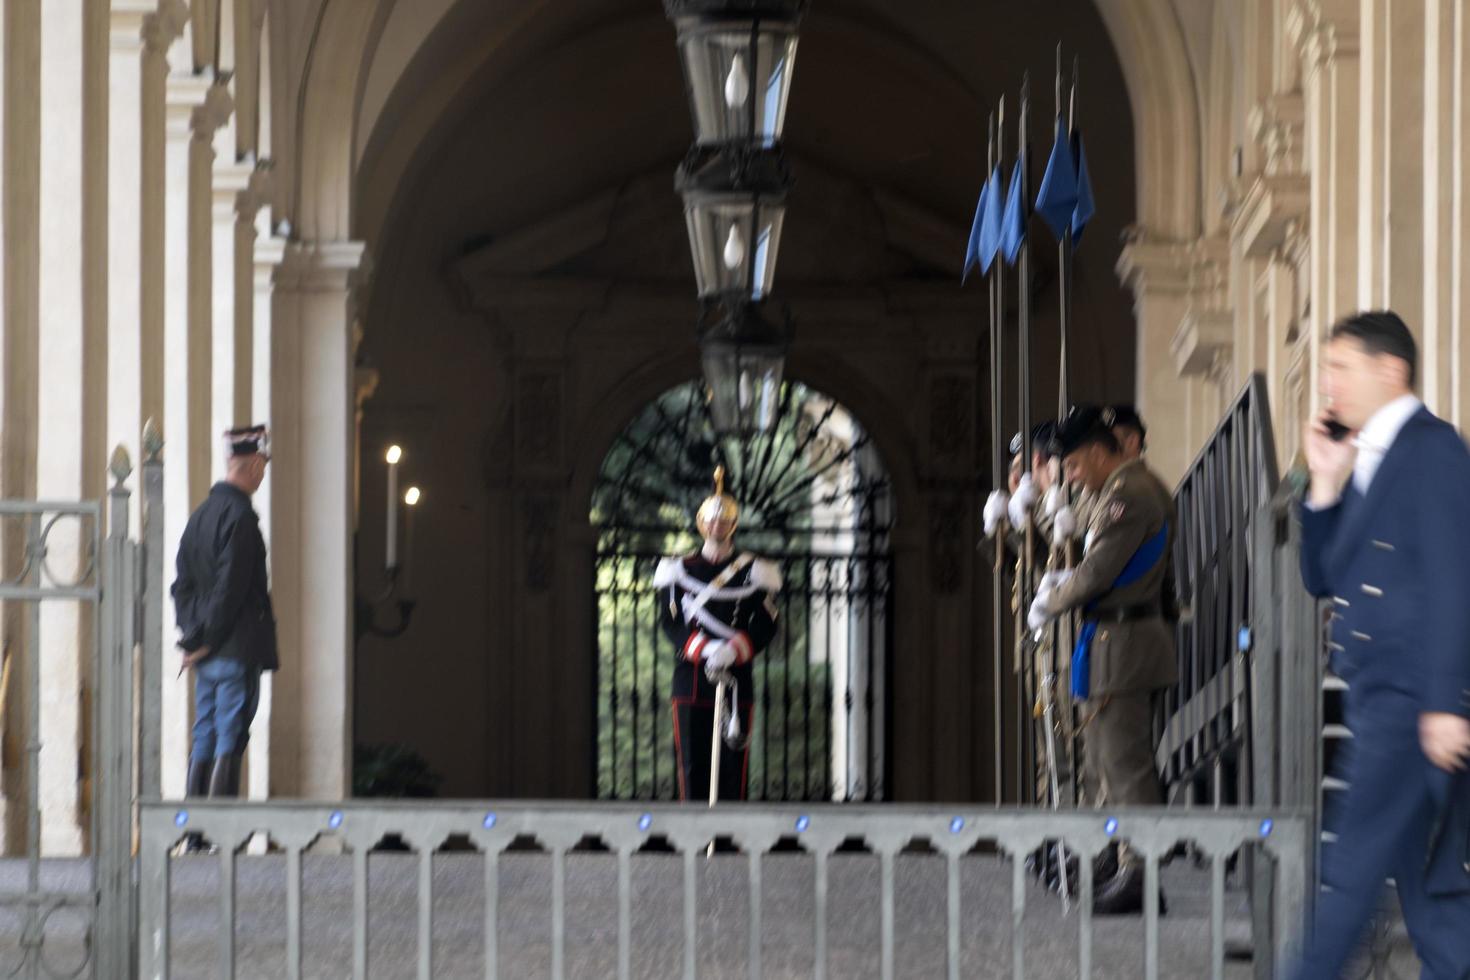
[1322, 416, 1351, 442]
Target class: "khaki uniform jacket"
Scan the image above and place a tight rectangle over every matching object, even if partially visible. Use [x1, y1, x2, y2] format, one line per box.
[1047, 459, 1178, 696]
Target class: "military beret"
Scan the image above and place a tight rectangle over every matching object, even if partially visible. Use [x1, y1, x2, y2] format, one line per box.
[1008, 421, 1059, 459]
[1106, 404, 1146, 437]
[1049, 405, 1113, 458]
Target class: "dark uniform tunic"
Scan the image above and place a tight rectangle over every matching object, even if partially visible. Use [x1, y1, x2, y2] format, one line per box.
[654, 551, 780, 802]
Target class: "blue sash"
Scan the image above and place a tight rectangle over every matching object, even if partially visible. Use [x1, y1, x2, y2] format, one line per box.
[1070, 522, 1169, 699]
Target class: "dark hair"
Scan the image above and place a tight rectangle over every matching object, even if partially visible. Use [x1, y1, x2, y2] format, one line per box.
[1328, 310, 1418, 388]
[1081, 429, 1121, 456]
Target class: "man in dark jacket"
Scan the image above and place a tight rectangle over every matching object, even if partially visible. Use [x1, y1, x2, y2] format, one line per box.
[171, 425, 278, 801]
[1294, 311, 1470, 979]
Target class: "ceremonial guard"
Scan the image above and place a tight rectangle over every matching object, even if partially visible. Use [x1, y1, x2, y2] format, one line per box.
[654, 468, 782, 802]
[1028, 405, 1177, 914]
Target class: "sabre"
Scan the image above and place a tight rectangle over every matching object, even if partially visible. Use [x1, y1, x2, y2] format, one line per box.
[706, 674, 731, 858]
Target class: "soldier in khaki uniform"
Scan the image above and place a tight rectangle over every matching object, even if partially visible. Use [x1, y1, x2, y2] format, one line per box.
[1028, 405, 1178, 914]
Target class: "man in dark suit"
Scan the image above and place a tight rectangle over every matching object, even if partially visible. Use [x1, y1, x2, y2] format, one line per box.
[1295, 311, 1470, 979]
[171, 425, 279, 803]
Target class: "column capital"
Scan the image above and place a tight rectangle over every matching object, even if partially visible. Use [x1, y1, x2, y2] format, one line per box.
[254, 235, 289, 288]
[164, 71, 210, 138]
[192, 80, 234, 141]
[275, 241, 371, 293]
[1115, 228, 1194, 301]
[1289, 0, 1359, 70]
[236, 164, 274, 223]
[138, 0, 189, 57]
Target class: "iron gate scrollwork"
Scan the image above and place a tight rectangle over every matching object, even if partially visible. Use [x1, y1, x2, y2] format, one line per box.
[591, 380, 894, 802]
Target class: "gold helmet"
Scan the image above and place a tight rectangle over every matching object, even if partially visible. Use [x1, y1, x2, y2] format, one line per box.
[695, 466, 739, 539]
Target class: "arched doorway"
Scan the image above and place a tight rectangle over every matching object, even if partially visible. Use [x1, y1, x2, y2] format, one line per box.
[591, 379, 893, 801]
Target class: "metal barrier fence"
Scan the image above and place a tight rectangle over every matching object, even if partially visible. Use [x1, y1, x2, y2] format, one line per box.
[0, 443, 154, 980]
[138, 801, 1308, 980]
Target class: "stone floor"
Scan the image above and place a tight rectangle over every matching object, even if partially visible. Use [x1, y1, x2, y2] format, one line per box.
[0, 854, 1423, 978]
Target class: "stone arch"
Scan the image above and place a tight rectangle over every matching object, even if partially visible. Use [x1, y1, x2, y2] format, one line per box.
[286, 0, 1204, 253]
[1091, 0, 1204, 240]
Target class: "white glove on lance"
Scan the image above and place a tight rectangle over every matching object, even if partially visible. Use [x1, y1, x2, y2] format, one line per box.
[983, 490, 1009, 538]
[1051, 505, 1078, 546]
[1008, 474, 1038, 530]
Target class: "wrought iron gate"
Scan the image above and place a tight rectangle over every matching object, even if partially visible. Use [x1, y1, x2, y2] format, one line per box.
[0, 435, 157, 979]
[592, 380, 893, 802]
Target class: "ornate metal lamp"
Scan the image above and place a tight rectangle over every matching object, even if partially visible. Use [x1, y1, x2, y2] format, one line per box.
[667, 0, 807, 434]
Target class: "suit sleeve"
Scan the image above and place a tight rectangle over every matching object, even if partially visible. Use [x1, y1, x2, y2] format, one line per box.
[1415, 429, 1470, 718]
[1047, 490, 1160, 614]
[197, 514, 263, 653]
[1297, 498, 1341, 599]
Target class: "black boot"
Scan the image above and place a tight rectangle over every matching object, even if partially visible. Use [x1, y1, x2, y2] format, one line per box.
[179, 757, 215, 853]
[208, 752, 243, 798]
[1092, 863, 1168, 917]
[186, 756, 212, 797]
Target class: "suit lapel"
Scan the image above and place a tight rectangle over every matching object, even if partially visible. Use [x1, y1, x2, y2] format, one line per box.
[1324, 409, 1427, 571]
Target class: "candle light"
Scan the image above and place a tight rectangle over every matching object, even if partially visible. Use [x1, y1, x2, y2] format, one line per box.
[403, 487, 421, 593]
[385, 446, 402, 570]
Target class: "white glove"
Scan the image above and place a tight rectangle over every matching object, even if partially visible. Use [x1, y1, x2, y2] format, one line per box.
[1008, 474, 1038, 530]
[983, 490, 1009, 537]
[1027, 593, 1053, 631]
[1051, 505, 1078, 546]
[703, 641, 736, 678]
[1043, 484, 1064, 519]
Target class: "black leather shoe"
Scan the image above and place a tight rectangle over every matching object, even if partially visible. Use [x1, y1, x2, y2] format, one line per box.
[1092, 864, 1168, 917]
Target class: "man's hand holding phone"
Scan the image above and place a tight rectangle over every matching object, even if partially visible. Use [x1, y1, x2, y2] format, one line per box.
[1303, 411, 1358, 508]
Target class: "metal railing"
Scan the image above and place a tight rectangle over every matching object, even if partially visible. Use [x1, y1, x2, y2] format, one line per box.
[138, 801, 1309, 980]
[1154, 374, 1322, 815]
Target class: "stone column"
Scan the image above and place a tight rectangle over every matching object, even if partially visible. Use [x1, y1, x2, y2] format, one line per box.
[268, 241, 366, 799]
[1290, 0, 1360, 422]
[159, 71, 228, 797]
[32, 0, 106, 856]
[248, 219, 283, 801]
[1358, 0, 1427, 331]
[210, 153, 252, 458]
[1118, 232, 1201, 486]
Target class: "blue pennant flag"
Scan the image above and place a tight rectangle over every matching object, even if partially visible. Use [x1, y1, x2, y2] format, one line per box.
[962, 178, 991, 283]
[1035, 115, 1079, 241]
[1070, 130, 1095, 244]
[978, 163, 1004, 274]
[1001, 158, 1026, 265]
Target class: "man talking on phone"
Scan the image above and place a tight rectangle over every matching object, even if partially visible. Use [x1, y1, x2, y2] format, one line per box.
[1293, 311, 1470, 979]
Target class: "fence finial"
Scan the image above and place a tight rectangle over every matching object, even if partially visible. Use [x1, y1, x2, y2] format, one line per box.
[109, 445, 134, 486]
[142, 418, 163, 463]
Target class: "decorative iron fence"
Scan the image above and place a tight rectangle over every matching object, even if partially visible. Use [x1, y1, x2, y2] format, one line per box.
[596, 549, 893, 802]
[138, 800, 1311, 980]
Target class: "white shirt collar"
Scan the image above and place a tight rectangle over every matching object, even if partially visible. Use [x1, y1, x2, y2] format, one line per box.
[1354, 393, 1421, 454]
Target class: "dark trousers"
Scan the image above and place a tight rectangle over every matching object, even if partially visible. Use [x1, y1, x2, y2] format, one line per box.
[672, 698, 753, 802]
[1292, 717, 1470, 980]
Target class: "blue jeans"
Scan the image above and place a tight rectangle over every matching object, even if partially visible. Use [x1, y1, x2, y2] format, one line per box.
[190, 655, 261, 764]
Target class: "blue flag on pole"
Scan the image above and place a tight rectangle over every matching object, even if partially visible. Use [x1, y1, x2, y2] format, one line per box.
[962, 178, 990, 283]
[1035, 115, 1079, 241]
[1001, 158, 1026, 265]
[978, 163, 1004, 274]
[1070, 131, 1095, 244]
